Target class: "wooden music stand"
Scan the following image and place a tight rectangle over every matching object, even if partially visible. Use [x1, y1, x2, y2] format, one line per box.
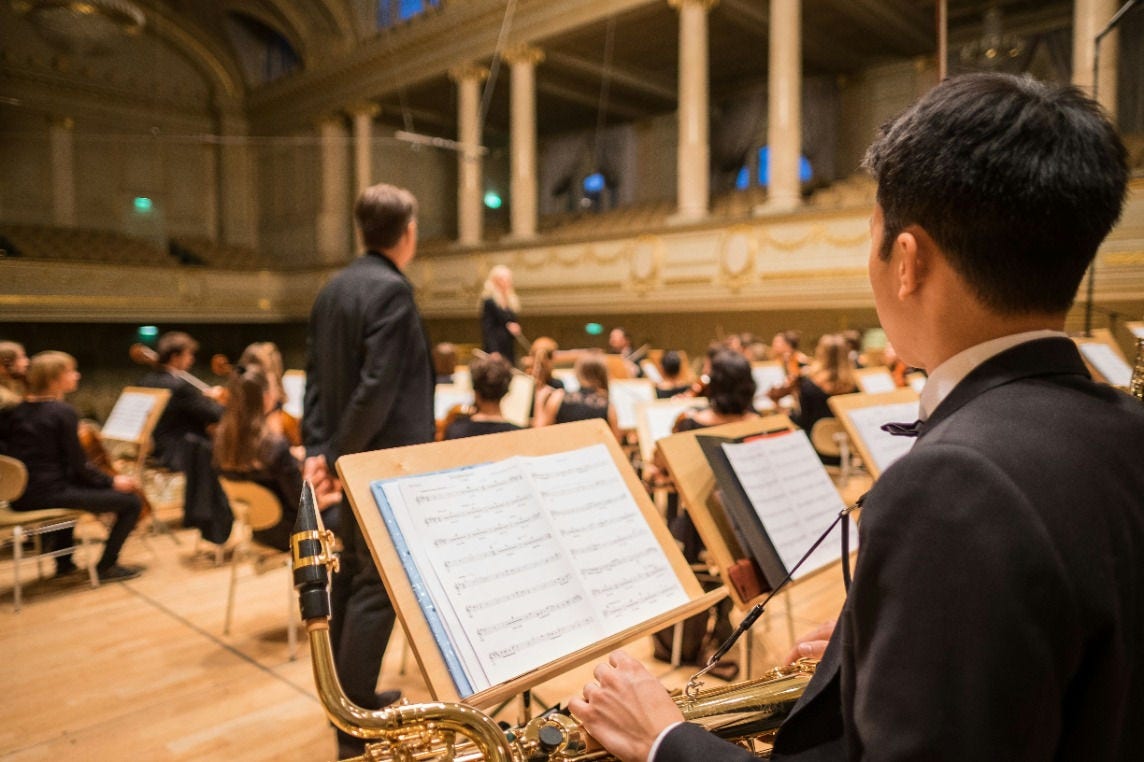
[827, 388, 920, 480]
[656, 414, 795, 611]
[336, 419, 723, 710]
[99, 386, 171, 470]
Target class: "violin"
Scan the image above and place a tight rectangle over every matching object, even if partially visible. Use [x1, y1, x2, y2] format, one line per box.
[130, 343, 225, 402]
[78, 419, 154, 522]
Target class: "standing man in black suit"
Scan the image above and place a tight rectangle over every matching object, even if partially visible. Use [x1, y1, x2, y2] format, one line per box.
[301, 183, 435, 758]
[571, 73, 1144, 760]
[138, 331, 224, 471]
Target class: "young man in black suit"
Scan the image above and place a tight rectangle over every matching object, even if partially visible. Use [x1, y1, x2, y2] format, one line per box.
[301, 183, 435, 758]
[571, 73, 1143, 760]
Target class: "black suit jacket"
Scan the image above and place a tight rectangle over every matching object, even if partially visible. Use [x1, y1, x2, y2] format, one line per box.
[659, 338, 1144, 761]
[138, 369, 223, 470]
[302, 251, 435, 469]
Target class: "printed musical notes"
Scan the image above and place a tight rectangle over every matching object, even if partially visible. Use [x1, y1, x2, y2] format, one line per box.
[841, 401, 919, 476]
[100, 391, 158, 443]
[371, 443, 689, 695]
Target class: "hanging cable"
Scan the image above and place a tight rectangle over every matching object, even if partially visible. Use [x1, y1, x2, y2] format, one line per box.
[478, 0, 519, 131]
[592, 15, 617, 168]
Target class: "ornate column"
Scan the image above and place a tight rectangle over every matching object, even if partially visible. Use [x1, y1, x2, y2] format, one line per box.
[503, 44, 544, 239]
[669, 0, 715, 223]
[214, 101, 258, 247]
[349, 101, 381, 196]
[450, 64, 489, 246]
[49, 116, 76, 227]
[1073, 0, 1118, 117]
[316, 115, 351, 264]
[759, 0, 802, 214]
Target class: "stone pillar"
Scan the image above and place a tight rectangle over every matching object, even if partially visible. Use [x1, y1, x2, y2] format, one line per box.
[1073, 0, 1118, 117]
[214, 105, 258, 247]
[349, 101, 381, 196]
[759, 0, 802, 214]
[316, 115, 351, 264]
[49, 116, 76, 227]
[669, 0, 716, 223]
[450, 64, 489, 246]
[503, 44, 544, 240]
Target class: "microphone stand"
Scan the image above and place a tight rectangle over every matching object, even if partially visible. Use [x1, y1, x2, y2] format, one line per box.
[1084, 0, 1142, 336]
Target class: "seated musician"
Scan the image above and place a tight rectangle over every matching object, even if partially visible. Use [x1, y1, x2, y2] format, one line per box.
[442, 354, 521, 440]
[769, 332, 857, 463]
[138, 331, 224, 471]
[0, 340, 29, 411]
[654, 350, 691, 399]
[212, 364, 313, 548]
[535, 353, 619, 439]
[570, 73, 1143, 760]
[0, 351, 143, 581]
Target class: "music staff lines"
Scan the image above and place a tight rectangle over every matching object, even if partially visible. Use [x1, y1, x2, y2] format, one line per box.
[442, 532, 552, 568]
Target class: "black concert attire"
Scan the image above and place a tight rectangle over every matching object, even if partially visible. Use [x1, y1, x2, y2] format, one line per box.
[442, 416, 521, 440]
[656, 337, 1144, 761]
[655, 383, 692, 399]
[480, 298, 518, 364]
[791, 377, 852, 466]
[302, 250, 435, 755]
[554, 386, 610, 425]
[138, 369, 223, 471]
[0, 400, 142, 571]
[217, 434, 302, 552]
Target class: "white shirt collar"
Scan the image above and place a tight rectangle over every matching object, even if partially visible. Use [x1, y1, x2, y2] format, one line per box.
[918, 329, 1067, 420]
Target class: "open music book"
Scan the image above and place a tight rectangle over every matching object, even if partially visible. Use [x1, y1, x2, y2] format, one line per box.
[697, 429, 848, 592]
[369, 442, 690, 697]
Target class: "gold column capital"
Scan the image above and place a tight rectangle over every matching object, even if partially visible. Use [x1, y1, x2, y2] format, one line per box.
[501, 43, 545, 67]
[668, 0, 718, 11]
[346, 100, 381, 119]
[449, 63, 490, 83]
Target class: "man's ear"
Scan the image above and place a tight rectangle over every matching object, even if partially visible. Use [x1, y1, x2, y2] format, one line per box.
[894, 227, 928, 300]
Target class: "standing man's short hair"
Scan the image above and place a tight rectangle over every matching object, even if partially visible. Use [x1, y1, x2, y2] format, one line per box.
[355, 183, 418, 251]
[864, 73, 1128, 314]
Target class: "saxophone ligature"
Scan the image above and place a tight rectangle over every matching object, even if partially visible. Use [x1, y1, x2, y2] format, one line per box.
[1130, 338, 1144, 402]
[291, 482, 814, 761]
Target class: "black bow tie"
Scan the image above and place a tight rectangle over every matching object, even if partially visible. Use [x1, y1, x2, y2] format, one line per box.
[881, 419, 926, 438]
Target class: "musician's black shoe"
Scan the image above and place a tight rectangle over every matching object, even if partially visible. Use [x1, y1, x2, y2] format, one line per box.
[97, 563, 143, 582]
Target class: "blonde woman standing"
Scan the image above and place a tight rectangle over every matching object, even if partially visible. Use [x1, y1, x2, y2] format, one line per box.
[480, 264, 522, 364]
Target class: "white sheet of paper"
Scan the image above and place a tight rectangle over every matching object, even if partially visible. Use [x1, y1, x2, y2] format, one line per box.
[640, 360, 663, 384]
[638, 398, 707, 462]
[843, 401, 920, 475]
[434, 385, 475, 421]
[553, 369, 580, 394]
[720, 431, 848, 579]
[100, 392, 157, 442]
[378, 444, 688, 691]
[751, 364, 793, 410]
[282, 371, 305, 419]
[1079, 342, 1132, 387]
[500, 374, 535, 427]
[1129, 325, 1144, 340]
[857, 369, 896, 394]
[609, 380, 656, 430]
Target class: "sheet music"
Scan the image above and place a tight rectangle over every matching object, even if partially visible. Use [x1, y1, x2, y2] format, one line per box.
[372, 444, 688, 694]
[843, 401, 919, 475]
[100, 392, 157, 442]
[752, 363, 793, 411]
[282, 371, 305, 419]
[553, 369, 580, 393]
[434, 384, 475, 421]
[609, 380, 656, 430]
[640, 360, 663, 384]
[638, 399, 706, 461]
[1079, 342, 1132, 387]
[500, 375, 535, 427]
[720, 431, 847, 579]
[857, 369, 896, 394]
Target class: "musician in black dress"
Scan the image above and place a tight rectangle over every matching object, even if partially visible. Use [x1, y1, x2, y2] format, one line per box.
[138, 331, 223, 470]
[479, 264, 522, 364]
[535, 353, 619, 439]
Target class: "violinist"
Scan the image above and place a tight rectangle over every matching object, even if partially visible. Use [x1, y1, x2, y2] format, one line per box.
[137, 331, 224, 471]
[0, 351, 143, 581]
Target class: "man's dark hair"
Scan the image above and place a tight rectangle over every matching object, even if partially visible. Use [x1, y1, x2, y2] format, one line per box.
[157, 331, 198, 364]
[470, 354, 513, 402]
[661, 350, 682, 377]
[354, 183, 418, 251]
[864, 72, 1128, 314]
[707, 349, 756, 415]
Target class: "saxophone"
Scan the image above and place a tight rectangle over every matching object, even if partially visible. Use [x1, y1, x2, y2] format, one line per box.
[1130, 338, 1144, 402]
[292, 483, 814, 761]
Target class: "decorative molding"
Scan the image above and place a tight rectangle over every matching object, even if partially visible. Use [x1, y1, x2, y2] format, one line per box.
[501, 43, 545, 67]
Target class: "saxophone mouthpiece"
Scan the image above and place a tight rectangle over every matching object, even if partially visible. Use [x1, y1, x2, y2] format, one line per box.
[293, 480, 333, 621]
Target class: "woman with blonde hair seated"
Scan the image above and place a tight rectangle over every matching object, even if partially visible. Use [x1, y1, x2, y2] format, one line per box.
[535, 353, 619, 439]
[0, 351, 143, 580]
[769, 333, 857, 459]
